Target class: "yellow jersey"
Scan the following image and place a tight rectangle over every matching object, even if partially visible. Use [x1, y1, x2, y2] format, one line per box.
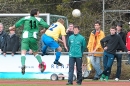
[45, 22, 66, 41]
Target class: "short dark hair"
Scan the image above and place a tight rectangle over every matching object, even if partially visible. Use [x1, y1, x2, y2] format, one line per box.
[74, 25, 80, 30]
[116, 23, 122, 27]
[94, 20, 101, 25]
[30, 8, 39, 16]
[110, 26, 116, 30]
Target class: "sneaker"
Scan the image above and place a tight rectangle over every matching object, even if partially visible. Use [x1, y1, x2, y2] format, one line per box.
[54, 61, 63, 66]
[39, 63, 44, 73]
[115, 78, 119, 81]
[100, 74, 105, 81]
[77, 83, 81, 85]
[21, 65, 26, 75]
[105, 76, 109, 82]
[93, 77, 99, 80]
[66, 83, 73, 85]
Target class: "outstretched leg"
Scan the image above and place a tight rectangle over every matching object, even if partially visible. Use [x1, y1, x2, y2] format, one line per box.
[53, 46, 63, 66]
[33, 52, 44, 73]
[21, 50, 27, 75]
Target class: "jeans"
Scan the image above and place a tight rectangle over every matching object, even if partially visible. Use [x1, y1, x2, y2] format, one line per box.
[68, 57, 82, 84]
[102, 51, 115, 76]
[89, 56, 102, 78]
[114, 54, 122, 78]
[109, 53, 122, 78]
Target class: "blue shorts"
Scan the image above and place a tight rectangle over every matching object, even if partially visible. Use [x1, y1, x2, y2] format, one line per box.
[41, 34, 59, 49]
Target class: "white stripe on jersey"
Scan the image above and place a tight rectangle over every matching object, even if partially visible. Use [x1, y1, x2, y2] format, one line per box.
[24, 16, 31, 19]
[35, 17, 41, 22]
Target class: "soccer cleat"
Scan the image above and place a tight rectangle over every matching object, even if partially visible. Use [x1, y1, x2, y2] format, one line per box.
[39, 63, 44, 73]
[21, 65, 26, 75]
[54, 61, 63, 66]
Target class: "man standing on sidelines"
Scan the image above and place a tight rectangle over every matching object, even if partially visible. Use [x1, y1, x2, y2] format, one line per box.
[0, 23, 7, 54]
[113, 23, 126, 81]
[9, 8, 49, 75]
[66, 25, 86, 85]
[87, 21, 105, 80]
[41, 18, 68, 66]
[100, 26, 130, 81]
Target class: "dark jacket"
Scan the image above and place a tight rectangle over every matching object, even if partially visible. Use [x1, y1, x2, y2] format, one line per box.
[66, 31, 74, 50]
[3, 34, 20, 54]
[68, 34, 86, 57]
[100, 34, 127, 54]
[116, 31, 126, 51]
[0, 31, 7, 51]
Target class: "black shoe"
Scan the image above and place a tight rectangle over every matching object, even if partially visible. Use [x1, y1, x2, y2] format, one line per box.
[21, 65, 25, 75]
[77, 83, 81, 85]
[54, 61, 63, 66]
[40, 63, 44, 73]
[66, 83, 73, 85]
[93, 77, 99, 80]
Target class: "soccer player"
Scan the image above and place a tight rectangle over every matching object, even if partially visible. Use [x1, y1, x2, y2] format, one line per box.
[9, 8, 49, 75]
[41, 18, 68, 66]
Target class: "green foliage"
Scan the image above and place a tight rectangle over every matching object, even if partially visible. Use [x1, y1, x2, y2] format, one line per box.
[0, 0, 130, 49]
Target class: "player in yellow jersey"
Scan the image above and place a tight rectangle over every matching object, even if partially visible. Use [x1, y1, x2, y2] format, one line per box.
[41, 18, 68, 66]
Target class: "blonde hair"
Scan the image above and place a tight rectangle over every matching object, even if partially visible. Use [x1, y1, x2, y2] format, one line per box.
[57, 18, 64, 25]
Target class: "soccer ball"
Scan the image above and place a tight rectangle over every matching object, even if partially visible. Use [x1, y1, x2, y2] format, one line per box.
[72, 9, 81, 17]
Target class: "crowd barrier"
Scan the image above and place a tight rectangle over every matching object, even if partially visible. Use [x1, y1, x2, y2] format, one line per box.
[0, 52, 128, 79]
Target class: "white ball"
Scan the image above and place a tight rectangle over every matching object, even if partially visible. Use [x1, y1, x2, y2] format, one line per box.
[72, 9, 81, 17]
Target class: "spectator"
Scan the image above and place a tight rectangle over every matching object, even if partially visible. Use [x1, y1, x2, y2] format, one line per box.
[87, 21, 105, 80]
[66, 25, 86, 85]
[100, 26, 130, 81]
[66, 23, 74, 51]
[3, 29, 20, 56]
[0, 23, 7, 54]
[112, 23, 126, 81]
[126, 22, 130, 65]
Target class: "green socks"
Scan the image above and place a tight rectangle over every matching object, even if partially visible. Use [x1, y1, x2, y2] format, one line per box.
[21, 55, 42, 66]
[35, 54, 42, 64]
[21, 56, 26, 66]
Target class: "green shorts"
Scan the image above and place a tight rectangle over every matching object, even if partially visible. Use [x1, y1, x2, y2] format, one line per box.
[21, 38, 38, 52]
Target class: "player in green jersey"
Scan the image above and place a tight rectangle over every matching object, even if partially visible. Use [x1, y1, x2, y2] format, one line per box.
[9, 8, 49, 75]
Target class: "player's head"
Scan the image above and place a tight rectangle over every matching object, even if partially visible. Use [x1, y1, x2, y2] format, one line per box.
[110, 26, 116, 35]
[94, 20, 101, 30]
[30, 8, 39, 17]
[0, 23, 4, 32]
[73, 25, 80, 35]
[57, 18, 64, 25]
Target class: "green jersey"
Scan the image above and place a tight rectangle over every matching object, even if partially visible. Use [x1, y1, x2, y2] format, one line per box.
[15, 16, 49, 39]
